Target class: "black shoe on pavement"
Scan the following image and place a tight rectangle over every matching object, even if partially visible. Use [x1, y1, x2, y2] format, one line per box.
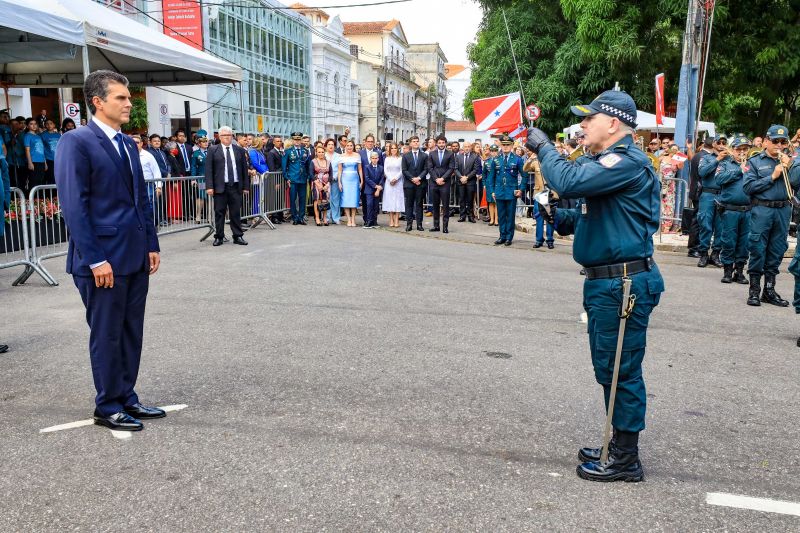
[761, 273, 789, 307]
[468, 218, 476, 223]
[547, 242, 554, 249]
[494, 239, 506, 245]
[292, 221, 298, 225]
[417, 224, 424, 231]
[747, 274, 762, 306]
[0, 344, 7, 353]
[533, 242, 543, 249]
[457, 217, 466, 222]
[721, 264, 733, 283]
[299, 220, 307, 225]
[429, 227, 440, 232]
[733, 262, 749, 284]
[223, 236, 229, 243]
[233, 237, 248, 245]
[576, 453, 644, 482]
[212, 238, 224, 246]
[504, 240, 513, 246]
[124, 403, 166, 419]
[406, 223, 413, 232]
[93, 411, 143, 431]
[709, 250, 723, 267]
[697, 253, 709, 267]
[687, 249, 700, 258]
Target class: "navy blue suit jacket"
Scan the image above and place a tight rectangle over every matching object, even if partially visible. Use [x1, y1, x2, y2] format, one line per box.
[363, 164, 385, 191]
[55, 121, 159, 276]
[359, 148, 384, 170]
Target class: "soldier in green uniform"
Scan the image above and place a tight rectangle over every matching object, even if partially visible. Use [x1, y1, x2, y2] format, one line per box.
[486, 135, 527, 246]
[526, 90, 664, 482]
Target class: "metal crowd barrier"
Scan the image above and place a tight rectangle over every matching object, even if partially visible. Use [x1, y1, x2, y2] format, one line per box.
[146, 176, 215, 241]
[1, 187, 53, 286]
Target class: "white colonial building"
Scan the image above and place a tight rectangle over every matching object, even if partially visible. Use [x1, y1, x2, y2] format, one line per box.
[344, 20, 419, 144]
[444, 64, 471, 121]
[292, 4, 359, 142]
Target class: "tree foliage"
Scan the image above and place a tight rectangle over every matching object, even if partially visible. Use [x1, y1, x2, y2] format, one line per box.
[466, 0, 800, 136]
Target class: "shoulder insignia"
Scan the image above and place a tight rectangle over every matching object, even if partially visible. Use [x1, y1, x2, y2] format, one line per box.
[599, 153, 622, 168]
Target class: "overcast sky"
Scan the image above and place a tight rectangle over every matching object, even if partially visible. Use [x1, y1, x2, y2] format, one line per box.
[314, 0, 483, 65]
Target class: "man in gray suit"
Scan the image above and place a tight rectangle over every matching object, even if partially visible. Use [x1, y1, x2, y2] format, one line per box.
[455, 143, 481, 223]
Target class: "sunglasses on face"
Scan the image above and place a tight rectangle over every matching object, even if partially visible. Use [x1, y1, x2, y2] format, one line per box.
[772, 140, 789, 145]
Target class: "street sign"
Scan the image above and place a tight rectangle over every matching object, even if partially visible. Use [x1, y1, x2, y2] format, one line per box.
[159, 103, 170, 125]
[525, 104, 541, 122]
[256, 115, 264, 132]
[62, 102, 80, 121]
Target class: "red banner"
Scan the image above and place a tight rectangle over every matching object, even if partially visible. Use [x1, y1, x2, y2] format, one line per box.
[162, 0, 203, 50]
[655, 73, 665, 126]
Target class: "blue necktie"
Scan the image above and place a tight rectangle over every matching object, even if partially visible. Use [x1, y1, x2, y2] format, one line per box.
[114, 133, 134, 195]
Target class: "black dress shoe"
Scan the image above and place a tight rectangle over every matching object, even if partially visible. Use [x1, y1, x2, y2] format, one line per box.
[223, 236, 229, 243]
[429, 227, 440, 232]
[687, 249, 700, 258]
[292, 221, 298, 225]
[468, 218, 476, 223]
[299, 220, 307, 225]
[233, 237, 248, 245]
[504, 240, 512, 246]
[494, 239, 505, 245]
[547, 242, 554, 249]
[576, 453, 644, 482]
[443, 227, 449, 233]
[124, 403, 166, 419]
[406, 224, 412, 232]
[94, 411, 143, 431]
[533, 242, 543, 248]
[417, 224, 424, 231]
[0, 344, 7, 353]
[212, 238, 223, 246]
[457, 217, 466, 222]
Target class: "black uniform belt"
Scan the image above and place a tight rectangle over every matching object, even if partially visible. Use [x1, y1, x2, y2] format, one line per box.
[584, 257, 654, 280]
[751, 199, 790, 208]
[718, 203, 751, 212]
[702, 187, 720, 194]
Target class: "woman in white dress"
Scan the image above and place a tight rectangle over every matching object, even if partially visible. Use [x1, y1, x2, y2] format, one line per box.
[381, 142, 404, 227]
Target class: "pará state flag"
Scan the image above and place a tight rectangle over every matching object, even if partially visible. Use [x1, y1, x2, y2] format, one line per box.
[473, 92, 522, 133]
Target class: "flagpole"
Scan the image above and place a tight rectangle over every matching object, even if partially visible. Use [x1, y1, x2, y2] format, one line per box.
[502, 9, 527, 112]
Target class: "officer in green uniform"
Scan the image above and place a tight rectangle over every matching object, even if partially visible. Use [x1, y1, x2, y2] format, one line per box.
[790, 245, 800, 347]
[281, 132, 311, 225]
[714, 135, 753, 284]
[486, 134, 527, 246]
[526, 90, 664, 483]
[743, 125, 800, 306]
[696, 135, 727, 268]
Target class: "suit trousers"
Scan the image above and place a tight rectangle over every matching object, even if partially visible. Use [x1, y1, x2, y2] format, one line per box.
[214, 183, 244, 238]
[404, 185, 425, 225]
[365, 188, 380, 225]
[496, 199, 516, 241]
[74, 269, 149, 417]
[289, 182, 307, 222]
[430, 181, 451, 224]
[583, 266, 663, 432]
[458, 181, 476, 219]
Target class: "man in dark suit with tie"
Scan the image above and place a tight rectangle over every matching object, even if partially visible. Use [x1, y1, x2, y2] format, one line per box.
[265, 135, 285, 225]
[174, 129, 192, 177]
[426, 135, 457, 233]
[401, 135, 429, 232]
[455, 143, 481, 223]
[205, 126, 250, 246]
[55, 70, 163, 431]
[359, 133, 384, 225]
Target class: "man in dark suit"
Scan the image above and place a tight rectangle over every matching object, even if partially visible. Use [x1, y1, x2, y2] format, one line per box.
[401, 135, 429, 232]
[265, 135, 285, 224]
[174, 129, 192, 177]
[359, 133, 384, 224]
[455, 144, 480, 223]
[426, 135, 457, 233]
[205, 126, 250, 246]
[363, 152, 385, 227]
[55, 70, 163, 431]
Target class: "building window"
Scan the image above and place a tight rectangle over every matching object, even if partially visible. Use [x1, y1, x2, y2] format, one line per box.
[334, 73, 340, 105]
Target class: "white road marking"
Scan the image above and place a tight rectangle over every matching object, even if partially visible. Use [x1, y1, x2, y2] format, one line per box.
[547, 472, 562, 477]
[40, 404, 188, 434]
[580, 312, 588, 324]
[241, 249, 264, 257]
[706, 492, 800, 517]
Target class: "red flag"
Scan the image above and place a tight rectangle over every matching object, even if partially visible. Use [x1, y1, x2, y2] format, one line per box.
[655, 73, 665, 126]
[473, 92, 522, 132]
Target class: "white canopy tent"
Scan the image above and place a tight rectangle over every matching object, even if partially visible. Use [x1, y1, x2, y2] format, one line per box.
[0, 0, 242, 87]
[564, 110, 716, 139]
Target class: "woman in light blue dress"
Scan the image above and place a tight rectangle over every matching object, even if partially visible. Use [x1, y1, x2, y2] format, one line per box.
[338, 140, 363, 227]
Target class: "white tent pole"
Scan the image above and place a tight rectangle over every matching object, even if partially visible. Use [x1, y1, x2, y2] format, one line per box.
[236, 82, 245, 132]
[82, 45, 92, 121]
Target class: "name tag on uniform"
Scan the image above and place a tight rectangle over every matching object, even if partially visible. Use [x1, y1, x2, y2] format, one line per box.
[599, 154, 622, 168]
[581, 203, 588, 215]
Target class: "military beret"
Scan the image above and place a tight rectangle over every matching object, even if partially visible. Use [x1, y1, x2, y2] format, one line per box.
[571, 90, 638, 128]
[766, 124, 789, 140]
[196, 129, 208, 138]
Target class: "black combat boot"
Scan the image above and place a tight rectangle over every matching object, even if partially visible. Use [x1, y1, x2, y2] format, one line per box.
[578, 429, 615, 463]
[761, 273, 790, 307]
[709, 249, 723, 267]
[732, 262, 749, 284]
[576, 430, 643, 482]
[697, 252, 709, 267]
[721, 264, 733, 283]
[747, 274, 762, 306]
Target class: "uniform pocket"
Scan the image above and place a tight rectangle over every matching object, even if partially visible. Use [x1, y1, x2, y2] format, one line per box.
[94, 225, 118, 236]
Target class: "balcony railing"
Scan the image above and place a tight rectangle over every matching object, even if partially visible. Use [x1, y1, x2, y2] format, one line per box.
[385, 59, 411, 81]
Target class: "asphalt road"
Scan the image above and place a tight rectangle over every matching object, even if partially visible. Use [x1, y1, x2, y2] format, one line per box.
[1, 216, 798, 532]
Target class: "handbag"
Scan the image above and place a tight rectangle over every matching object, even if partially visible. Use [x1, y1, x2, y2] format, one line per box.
[318, 201, 330, 212]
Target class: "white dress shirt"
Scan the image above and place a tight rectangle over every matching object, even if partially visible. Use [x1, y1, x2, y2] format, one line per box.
[139, 149, 163, 188]
[222, 144, 238, 183]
